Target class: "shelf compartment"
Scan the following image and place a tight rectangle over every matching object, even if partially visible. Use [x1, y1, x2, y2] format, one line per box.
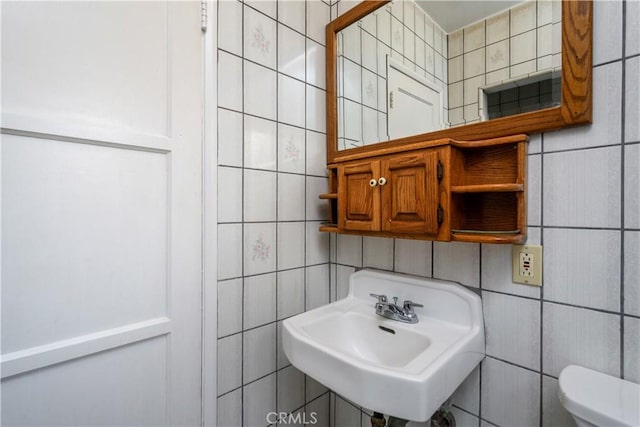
[450, 183, 523, 193]
[319, 224, 339, 233]
[450, 192, 521, 233]
[450, 144, 522, 187]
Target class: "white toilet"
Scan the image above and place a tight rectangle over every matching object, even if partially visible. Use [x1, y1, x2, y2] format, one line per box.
[558, 365, 640, 427]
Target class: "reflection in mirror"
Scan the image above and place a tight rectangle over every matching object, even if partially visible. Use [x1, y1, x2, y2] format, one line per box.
[336, 0, 562, 151]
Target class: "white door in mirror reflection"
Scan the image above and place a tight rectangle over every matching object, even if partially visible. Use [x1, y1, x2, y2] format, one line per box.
[387, 57, 447, 140]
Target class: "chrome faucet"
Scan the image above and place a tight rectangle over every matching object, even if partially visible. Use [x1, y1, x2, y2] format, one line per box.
[370, 293, 424, 324]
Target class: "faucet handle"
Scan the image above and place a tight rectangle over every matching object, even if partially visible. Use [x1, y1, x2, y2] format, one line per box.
[403, 300, 424, 313]
[370, 293, 388, 303]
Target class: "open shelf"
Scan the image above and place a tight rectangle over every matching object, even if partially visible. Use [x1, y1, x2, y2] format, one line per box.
[319, 193, 338, 199]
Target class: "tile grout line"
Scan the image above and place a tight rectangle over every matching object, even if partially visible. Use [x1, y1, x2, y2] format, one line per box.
[619, 0, 627, 380]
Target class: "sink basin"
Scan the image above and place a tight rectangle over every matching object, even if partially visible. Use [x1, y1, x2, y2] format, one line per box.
[282, 269, 485, 422]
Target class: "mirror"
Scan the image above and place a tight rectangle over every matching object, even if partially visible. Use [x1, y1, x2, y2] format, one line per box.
[326, 0, 592, 162]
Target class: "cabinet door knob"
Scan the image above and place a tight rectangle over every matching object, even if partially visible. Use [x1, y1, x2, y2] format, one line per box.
[369, 179, 377, 187]
[378, 177, 387, 186]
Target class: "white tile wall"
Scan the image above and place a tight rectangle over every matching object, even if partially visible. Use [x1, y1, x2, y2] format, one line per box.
[624, 316, 640, 382]
[593, 0, 623, 66]
[543, 146, 621, 228]
[481, 357, 540, 427]
[483, 292, 541, 370]
[433, 242, 479, 288]
[218, 2, 640, 426]
[626, 57, 640, 144]
[542, 302, 620, 377]
[337, 234, 363, 267]
[244, 272, 276, 329]
[541, 376, 575, 427]
[277, 365, 305, 413]
[627, 0, 640, 56]
[625, 231, 640, 317]
[543, 229, 621, 311]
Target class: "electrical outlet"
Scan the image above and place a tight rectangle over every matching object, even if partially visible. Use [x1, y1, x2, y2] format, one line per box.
[512, 244, 542, 286]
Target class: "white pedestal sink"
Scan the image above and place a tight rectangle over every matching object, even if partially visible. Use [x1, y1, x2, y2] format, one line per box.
[282, 269, 485, 422]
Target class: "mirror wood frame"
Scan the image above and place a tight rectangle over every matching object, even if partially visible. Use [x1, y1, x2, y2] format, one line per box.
[326, 0, 593, 164]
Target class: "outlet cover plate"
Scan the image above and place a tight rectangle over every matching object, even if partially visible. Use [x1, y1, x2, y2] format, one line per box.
[512, 244, 543, 286]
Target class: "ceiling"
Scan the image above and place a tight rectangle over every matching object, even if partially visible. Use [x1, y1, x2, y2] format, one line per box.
[414, 0, 524, 33]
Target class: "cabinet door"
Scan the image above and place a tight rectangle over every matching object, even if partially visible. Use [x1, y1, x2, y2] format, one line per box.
[381, 151, 439, 234]
[338, 160, 381, 231]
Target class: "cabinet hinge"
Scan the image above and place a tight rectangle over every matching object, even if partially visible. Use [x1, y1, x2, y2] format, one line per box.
[200, 0, 207, 32]
[437, 160, 444, 182]
[437, 205, 443, 225]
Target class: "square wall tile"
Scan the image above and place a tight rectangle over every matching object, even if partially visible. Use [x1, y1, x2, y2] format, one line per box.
[277, 365, 305, 414]
[363, 236, 394, 271]
[337, 234, 363, 267]
[625, 58, 640, 143]
[243, 373, 276, 427]
[544, 62, 622, 151]
[277, 268, 305, 320]
[486, 40, 509, 73]
[218, 224, 243, 280]
[510, 29, 537, 65]
[218, 0, 242, 56]
[307, 393, 330, 427]
[544, 228, 620, 312]
[278, 24, 305, 81]
[433, 242, 479, 288]
[625, 144, 640, 228]
[243, 323, 276, 383]
[217, 388, 241, 427]
[481, 357, 540, 427]
[448, 56, 463, 84]
[244, 169, 276, 222]
[306, 176, 329, 221]
[244, 272, 276, 329]
[624, 316, 640, 382]
[306, 130, 327, 177]
[449, 30, 463, 58]
[537, 24, 552, 57]
[278, 0, 305, 34]
[218, 278, 243, 337]
[537, 0, 553, 26]
[510, 1, 536, 36]
[307, 0, 330, 45]
[244, 115, 277, 170]
[627, 0, 640, 57]
[276, 320, 289, 369]
[218, 108, 243, 167]
[483, 291, 541, 370]
[593, 0, 623, 65]
[278, 173, 305, 221]
[527, 154, 541, 226]
[394, 239, 431, 277]
[481, 243, 540, 299]
[218, 167, 242, 223]
[306, 264, 330, 310]
[306, 85, 326, 133]
[335, 396, 361, 426]
[278, 123, 306, 174]
[463, 48, 485, 79]
[451, 366, 479, 415]
[218, 52, 243, 112]
[279, 74, 306, 128]
[307, 38, 326, 89]
[244, 5, 276, 69]
[486, 11, 509, 44]
[244, 222, 277, 276]
[337, 264, 356, 301]
[449, 407, 479, 427]
[543, 146, 621, 228]
[542, 302, 620, 377]
[277, 222, 305, 270]
[246, 0, 276, 19]
[542, 376, 575, 427]
[244, 60, 277, 120]
[463, 22, 485, 53]
[218, 334, 242, 395]
[307, 376, 329, 401]
[625, 231, 640, 317]
[306, 222, 329, 265]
